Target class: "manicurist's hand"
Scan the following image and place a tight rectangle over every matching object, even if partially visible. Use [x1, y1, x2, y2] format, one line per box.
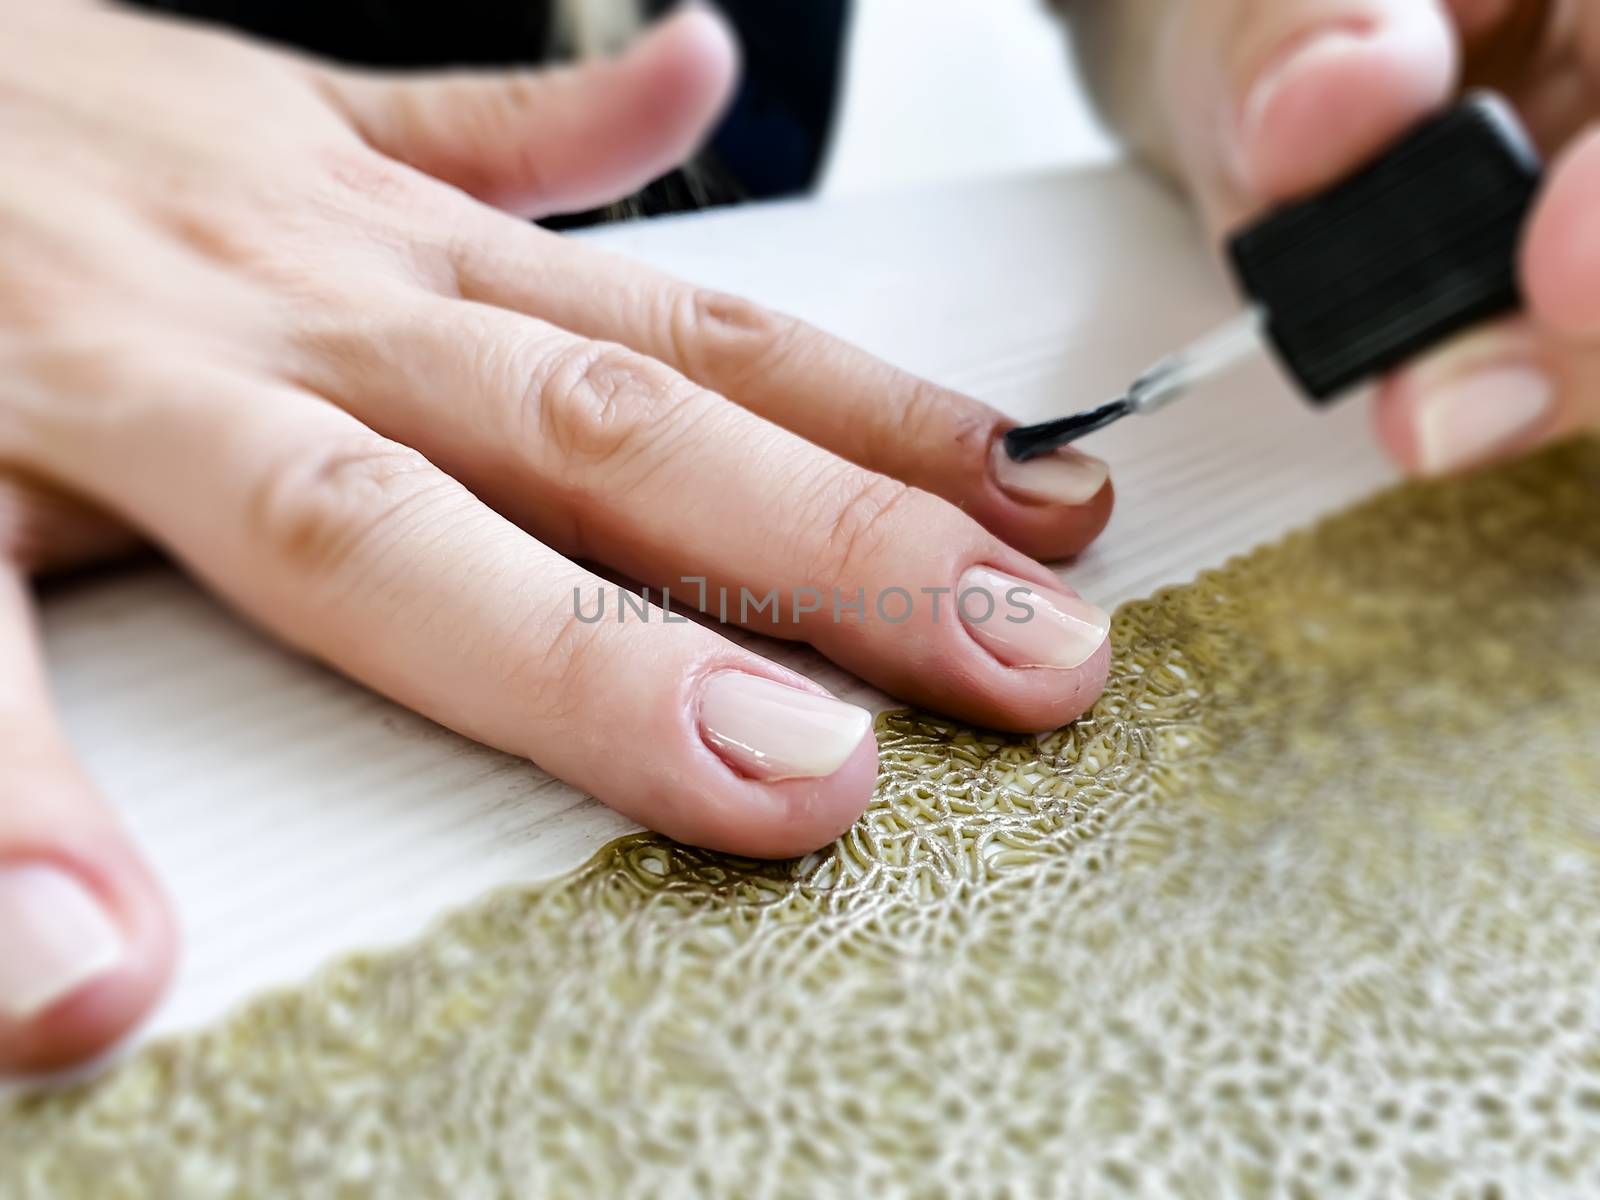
[0, 1, 1115, 1070]
[1072, 0, 1600, 476]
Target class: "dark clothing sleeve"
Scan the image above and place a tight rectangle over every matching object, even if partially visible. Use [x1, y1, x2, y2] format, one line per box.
[125, 0, 849, 219]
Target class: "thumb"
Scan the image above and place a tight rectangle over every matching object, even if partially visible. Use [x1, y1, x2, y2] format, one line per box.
[0, 568, 176, 1073]
[316, 7, 740, 218]
[1162, 0, 1458, 233]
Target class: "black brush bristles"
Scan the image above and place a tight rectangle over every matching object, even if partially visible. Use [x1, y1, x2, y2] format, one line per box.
[1002, 397, 1131, 462]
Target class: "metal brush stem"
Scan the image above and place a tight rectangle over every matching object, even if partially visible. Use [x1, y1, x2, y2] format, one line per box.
[1002, 307, 1267, 462]
[1123, 307, 1267, 417]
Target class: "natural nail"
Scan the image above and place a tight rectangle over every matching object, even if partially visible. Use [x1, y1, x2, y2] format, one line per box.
[1237, 26, 1370, 176]
[990, 438, 1109, 506]
[699, 673, 872, 782]
[1415, 365, 1553, 475]
[957, 566, 1109, 670]
[0, 863, 124, 1021]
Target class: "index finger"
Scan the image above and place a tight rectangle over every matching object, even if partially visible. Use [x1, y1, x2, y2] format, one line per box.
[448, 222, 1115, 565]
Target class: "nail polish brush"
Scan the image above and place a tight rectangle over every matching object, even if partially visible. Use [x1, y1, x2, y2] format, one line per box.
[1004, 93, 1545, 462]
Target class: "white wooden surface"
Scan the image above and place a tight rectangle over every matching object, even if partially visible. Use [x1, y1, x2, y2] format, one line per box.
[38, 165, 1399, 1053]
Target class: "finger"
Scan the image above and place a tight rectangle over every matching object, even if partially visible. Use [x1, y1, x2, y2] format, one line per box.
[1162, 0, 1458, 233]
[26, 371, 874, 859]
[1456, 0, 1584, 153]
[1524, 124, 1600, 338]
[296, 298, 1112, 733]
[0, 474, 140, 576]
[1454, 0, 1553, 89]
[314, 7, 738, 217]
[1371, 320, 1563, 474]
[0, 565, 175, 1073]
[1370, 122, 1600, 475]
[448, 223, 1115, 562]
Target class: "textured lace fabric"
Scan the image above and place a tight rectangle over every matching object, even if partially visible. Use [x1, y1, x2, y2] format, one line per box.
[6, 441, 1600, 1198]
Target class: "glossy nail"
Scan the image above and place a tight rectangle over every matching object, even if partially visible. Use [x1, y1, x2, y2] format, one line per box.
[1415, 365, 1553, 475]
[957, 566, 1109, 670]
[699, 673, 872, 782]
[990, 438, 1109, 506]
[0, 863, 123, 1021]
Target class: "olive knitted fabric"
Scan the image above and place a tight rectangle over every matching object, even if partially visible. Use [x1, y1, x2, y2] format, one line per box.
[6, 441, 1600, 1198]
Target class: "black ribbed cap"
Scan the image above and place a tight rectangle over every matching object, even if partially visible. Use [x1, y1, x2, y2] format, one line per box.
[1227, 94, 1543, 402]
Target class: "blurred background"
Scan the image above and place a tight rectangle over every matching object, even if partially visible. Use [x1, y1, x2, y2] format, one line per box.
[820, 0, 1118, 196]
[131, 0, 1119, 209]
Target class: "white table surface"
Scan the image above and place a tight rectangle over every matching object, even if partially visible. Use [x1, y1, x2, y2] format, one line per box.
[38, 164, 1399, 1056]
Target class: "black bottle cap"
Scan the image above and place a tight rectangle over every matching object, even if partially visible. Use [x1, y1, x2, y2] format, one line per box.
[1227, 93, 1544, 402]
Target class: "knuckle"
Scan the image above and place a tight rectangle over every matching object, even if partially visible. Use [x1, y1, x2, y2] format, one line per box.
[673, 288, 804, 385]
[805, 467, 921, 584]
[245, 432, 454, 583]
[531, 339, 698, 475]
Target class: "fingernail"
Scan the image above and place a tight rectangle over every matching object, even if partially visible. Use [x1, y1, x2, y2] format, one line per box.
[1415, 365, 1553, 475]
[0, 863, 124, 1021]
[699, 673, 872, 782]
[1236, 25, 1371, 175]
[990, 439, 1109, 506]
[957, 566, 1109, 670]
